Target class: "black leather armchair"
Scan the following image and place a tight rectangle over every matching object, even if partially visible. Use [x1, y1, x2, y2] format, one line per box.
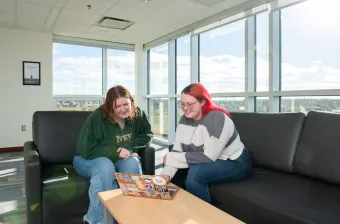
[24, 111, 155, 224]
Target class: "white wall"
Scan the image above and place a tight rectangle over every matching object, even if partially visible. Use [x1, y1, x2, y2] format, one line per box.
[0, 27, 53, 147]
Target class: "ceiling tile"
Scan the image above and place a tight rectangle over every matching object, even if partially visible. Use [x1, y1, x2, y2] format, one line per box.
[122, 22, 153, 34]
[105, 3, 153, 22]
[159, 0, 207, 18]
[65, 0, 115, 15]
[0, 0, 15, 14]
[86, 25, 122, 36]
[0, 13, 15, 25]
[80, 33, 107, 40]
[16, 0, 67, 8]
[45, 8, 60, 28]
[188, 6, 224, 21]
[100, 0, 119, 3]
[142, 11, 183, 27]
[53, 20, 91, 35]
[17, 2, 50, 27]
[188, 0, 226, 6]
[16, 24, 50, 32]
[167, 18, 196, 31]
[58, 9, 101, 25]
[213, 0, 249, 10]
[118, 0, 172, 11]
[116, 29, 150, 39]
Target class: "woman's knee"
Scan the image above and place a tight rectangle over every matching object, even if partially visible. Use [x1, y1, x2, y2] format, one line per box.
[92, 157, 115, 175]
[117, 157, 141, 174]
[186, 165, 203, 185]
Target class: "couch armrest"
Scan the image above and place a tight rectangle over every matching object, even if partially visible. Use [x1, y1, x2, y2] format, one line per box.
[139, 145, 155, 175]
[24, 141, 42, 224]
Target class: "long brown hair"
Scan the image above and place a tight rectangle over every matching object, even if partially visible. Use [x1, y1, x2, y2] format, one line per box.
[99, 85, 138, 123]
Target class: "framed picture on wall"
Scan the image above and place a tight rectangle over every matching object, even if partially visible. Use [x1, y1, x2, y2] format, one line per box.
[23, 61, 41, 85]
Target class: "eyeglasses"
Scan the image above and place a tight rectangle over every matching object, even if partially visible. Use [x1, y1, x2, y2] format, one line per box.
[178, 101, 198, 109]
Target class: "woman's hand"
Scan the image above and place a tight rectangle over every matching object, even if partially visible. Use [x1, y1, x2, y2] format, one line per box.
[117, 147, 131, 159]
[160, 175, 170, 183]
[131, 153, 141, 159]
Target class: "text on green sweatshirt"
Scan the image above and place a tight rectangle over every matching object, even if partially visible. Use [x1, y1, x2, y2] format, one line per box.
[76, 107, 153, 162]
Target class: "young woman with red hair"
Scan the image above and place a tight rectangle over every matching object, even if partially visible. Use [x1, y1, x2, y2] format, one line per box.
[160, 83, 252, 204]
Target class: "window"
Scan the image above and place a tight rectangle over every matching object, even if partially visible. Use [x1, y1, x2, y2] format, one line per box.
[281, 0, 340, 90]
[176, 98, 183, 125]
[256, 12, 269, 92]
[53, 43, 102, 95]
[148, 98, 169, 139]
[256, 97, 269, 112]
[176, 35, 191, 93]
[213, 97, 246, 112]
[149, 43, 169, 95]
[281, 96, 340, 113]
[200, 20, 246, 93]
[56, 100, 101, 111]
[107, 49, 135, 95]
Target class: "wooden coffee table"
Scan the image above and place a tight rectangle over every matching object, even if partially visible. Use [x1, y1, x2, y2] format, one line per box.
[98, 188, 244, 224]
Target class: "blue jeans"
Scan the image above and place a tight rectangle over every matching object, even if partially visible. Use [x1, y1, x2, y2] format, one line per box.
[73, 156, 142, 224]
[171, 149, 252, 203]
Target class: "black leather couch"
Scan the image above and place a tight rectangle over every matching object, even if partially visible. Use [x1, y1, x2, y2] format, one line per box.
[24, 111, 155, 224]
[209, 111, 340, 224]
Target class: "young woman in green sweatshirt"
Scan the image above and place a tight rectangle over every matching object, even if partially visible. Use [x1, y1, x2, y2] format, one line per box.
[73, 85, 153, 224]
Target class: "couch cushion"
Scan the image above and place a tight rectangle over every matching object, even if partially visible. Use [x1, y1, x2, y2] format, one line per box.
[210, 169, 340, 224]
[294, 111, 340, 185]
[229, 112, 305, 172]
[42, 165, 89, 224]
[33, 111, 91, 164]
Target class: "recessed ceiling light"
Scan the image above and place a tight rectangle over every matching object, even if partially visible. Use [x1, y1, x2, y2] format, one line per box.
[141, 0, 150, 3]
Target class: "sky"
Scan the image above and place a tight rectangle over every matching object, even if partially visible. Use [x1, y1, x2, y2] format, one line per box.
[52, 0, 340, 97]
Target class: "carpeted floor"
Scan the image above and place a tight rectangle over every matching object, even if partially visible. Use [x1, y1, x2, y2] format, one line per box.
[0, 143, 167, 224]
[0, 152, 26, 224]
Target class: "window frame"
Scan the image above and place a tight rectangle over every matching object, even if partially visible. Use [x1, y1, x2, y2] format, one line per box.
[52, 40, 135, 108]
[143, 0, 340, 144]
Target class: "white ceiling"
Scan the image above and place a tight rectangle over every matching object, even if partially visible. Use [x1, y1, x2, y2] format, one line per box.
[0, 0, 250, 44]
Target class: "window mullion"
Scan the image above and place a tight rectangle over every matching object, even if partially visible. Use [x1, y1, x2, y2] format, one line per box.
[268, 9, 281, 112]
[102, 48, 108, 96]
[246, 16, 256, 112]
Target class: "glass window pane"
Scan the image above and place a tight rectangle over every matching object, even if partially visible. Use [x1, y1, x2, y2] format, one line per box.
[200, 20, 245, 93]
[107, 49, 135, 95]
[176, 97, 183, 125]
[256, 97, 269, 112]
[281, 96, 340, 113]
[56, 100, 101, 111]
[212, 97, 246, 112]
[176, 97, 245, 122]
[176, 35, 191, 93]
[281, 0, 340, 90]
[149, 43, 169, 95]
[148, 98, 168, 139]
[256, 12, 269, 92]
[53, 43, 102, 95]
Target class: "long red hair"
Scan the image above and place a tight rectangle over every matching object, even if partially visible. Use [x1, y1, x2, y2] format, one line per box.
[181, 83, 230, 117]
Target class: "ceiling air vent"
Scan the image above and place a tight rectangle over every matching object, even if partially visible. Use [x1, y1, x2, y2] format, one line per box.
[98, 17, 134, 30]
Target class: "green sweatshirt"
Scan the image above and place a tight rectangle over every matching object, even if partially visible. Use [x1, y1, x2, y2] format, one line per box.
[76, 107, 153, 162]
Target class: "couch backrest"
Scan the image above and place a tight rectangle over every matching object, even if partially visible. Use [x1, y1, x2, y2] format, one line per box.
[229, 112, 305, 172]
[33, 111, 91, 164]
[294, 111, 340, 185]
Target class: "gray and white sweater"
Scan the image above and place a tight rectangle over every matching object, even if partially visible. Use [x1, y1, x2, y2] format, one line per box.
[160, 110, 245, 179]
